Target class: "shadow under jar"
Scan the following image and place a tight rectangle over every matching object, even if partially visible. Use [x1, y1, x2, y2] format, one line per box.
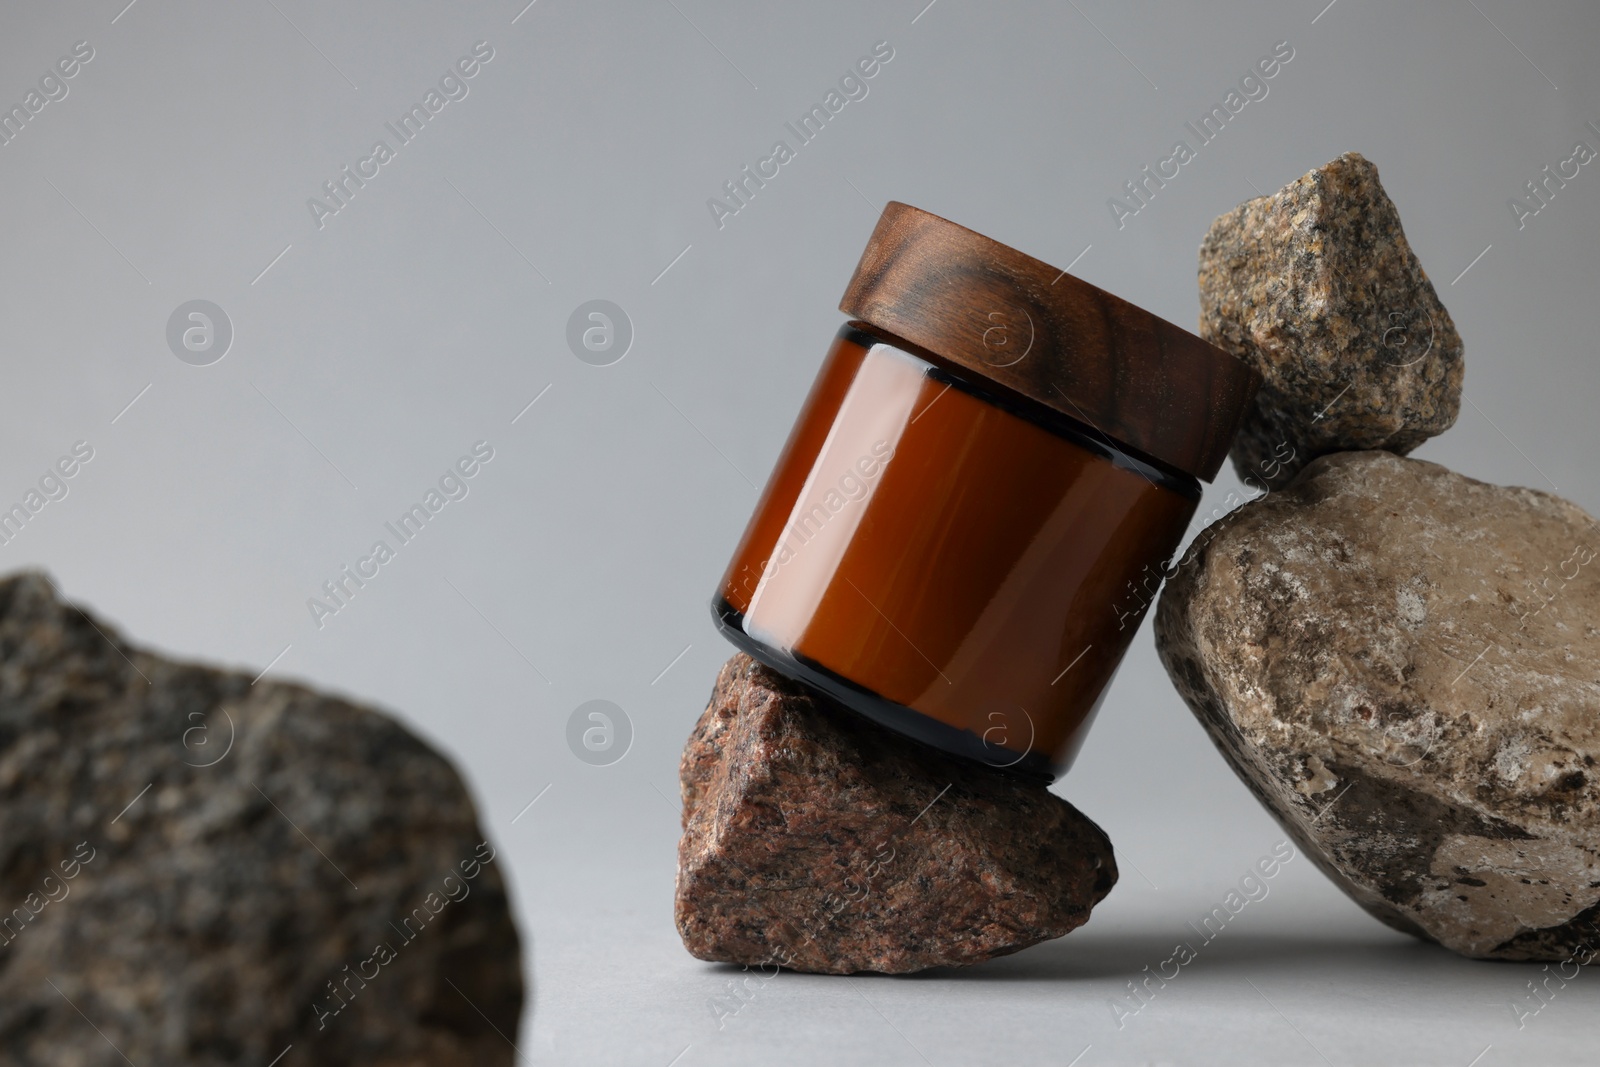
[713, 203, 1260, 782]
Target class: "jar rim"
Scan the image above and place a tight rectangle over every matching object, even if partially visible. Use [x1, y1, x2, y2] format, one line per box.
[841, 322, 1200, 501]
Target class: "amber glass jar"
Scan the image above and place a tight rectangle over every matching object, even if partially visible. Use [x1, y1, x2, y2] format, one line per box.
[713, 204, 1259, 781]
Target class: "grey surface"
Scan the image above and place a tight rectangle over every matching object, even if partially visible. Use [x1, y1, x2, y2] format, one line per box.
[1, 0, 1596, 1063]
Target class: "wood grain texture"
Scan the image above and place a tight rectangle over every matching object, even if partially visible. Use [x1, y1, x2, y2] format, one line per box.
[839, 202, 1260, 482]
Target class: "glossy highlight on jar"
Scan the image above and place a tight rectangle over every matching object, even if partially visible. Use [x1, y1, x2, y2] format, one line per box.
[713, 203, 1260, 781]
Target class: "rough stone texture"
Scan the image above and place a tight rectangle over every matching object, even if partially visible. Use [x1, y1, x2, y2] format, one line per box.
[0, 571, 523, 1065]
[1199, 152, 1464, 489]
[1155, 452, 1600, 960]
[675, 653, 1116, 974]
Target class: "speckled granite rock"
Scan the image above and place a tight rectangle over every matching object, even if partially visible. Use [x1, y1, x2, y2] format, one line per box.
[0, 571, 522, 1065]
[1155, 452, 1600, 960]
[1199, 152, 1464, 489]
[675, 653, 1116, 974]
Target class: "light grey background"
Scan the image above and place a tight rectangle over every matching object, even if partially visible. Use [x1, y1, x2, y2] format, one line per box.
[2, 0, 1597, 1063]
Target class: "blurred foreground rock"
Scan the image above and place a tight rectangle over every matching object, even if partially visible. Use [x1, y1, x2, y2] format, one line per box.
[0, 572, 522, 1065]
[675, 653, 1116, 974]
[1156, 453, 1600, 960]
[1199, 152, 1464, 488]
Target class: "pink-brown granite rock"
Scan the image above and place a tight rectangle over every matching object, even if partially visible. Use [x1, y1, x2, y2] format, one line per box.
[674, 653, 1116, 974]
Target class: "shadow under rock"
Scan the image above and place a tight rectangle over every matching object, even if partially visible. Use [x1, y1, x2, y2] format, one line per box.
[890, 927, 1481, 983]
[693, 923, 1561, 983]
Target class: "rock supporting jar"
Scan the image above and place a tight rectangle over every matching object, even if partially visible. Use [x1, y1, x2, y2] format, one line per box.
[713, 203, 1260, 781]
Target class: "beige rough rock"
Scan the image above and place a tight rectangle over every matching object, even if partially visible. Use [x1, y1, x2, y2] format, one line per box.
[675, 654, 1117, 974]
[1199, 152, 1464, 489]
[1155, 452, 1600, 960]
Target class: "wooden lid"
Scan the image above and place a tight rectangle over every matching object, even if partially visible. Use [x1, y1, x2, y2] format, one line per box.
[839, 202, 1259, 482]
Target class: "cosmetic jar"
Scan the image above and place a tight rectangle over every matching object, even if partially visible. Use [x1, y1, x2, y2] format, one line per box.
[712, 203, 1260, 781]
